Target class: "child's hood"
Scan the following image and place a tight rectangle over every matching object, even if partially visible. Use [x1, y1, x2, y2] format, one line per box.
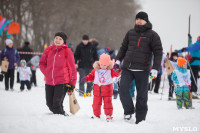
[93, 61, 114, 70]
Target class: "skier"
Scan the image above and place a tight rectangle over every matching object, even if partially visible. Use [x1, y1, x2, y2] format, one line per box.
[74, 35, 98, 96]
[39, 32, 77, 115]
[178, 35, 200, 98]
[167, 52, 178, 100]
[171, 57, 192, 109]
[0, 39, 20, 91]
[113, 11, 163, 124]
[18, 60, 32, 91]
[81, 53, 121, 121]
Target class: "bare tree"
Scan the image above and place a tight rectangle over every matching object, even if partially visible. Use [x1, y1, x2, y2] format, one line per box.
[0, 0, 141, 52]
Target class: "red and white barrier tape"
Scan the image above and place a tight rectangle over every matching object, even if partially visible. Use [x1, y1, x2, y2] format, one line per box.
[0, 50, 43, 55]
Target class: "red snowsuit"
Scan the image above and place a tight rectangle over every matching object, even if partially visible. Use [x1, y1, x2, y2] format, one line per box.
[85, 61, 121, 117]
[39, 43, 77, 86]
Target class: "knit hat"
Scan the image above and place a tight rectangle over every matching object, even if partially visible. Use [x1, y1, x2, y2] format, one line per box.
[177, 57, 187, 67]
[82, 35, 89, 40]
[55, 32, 67, 43]
[5, 39, 13, 45]
[171, 52, 178, 57]
[99, 53, 111, 66]
[20, 59, 26, 66]
[197, 36, 200, 42]
[24, 41, 30, 46]
[105, 47, 110, 53]
[136, 11, 149, 22]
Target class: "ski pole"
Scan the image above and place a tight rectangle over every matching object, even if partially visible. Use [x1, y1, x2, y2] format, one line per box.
[160, 73, 165, 100]
[186, 58, 199, 94]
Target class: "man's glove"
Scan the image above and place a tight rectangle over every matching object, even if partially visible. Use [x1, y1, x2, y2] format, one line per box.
[150, 69, 158, 79]
[81, 77, 87, 83]
[188, 34, 192, 39]
[181, 48, 186, 52]
[113, 60, 120, 69]
[66, 84, 75, 94]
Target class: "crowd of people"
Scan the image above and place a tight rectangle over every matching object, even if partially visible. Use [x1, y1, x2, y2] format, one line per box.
[0, 11, 200, 124]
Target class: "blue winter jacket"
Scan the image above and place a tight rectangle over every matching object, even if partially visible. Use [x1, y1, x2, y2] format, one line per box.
[0, 47, 20, 69]
[178, 40, 200, 66]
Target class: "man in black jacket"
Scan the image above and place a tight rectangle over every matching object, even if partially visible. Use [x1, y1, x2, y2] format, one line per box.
[114, 11, 163, 124]
[74, 35, 98, 96]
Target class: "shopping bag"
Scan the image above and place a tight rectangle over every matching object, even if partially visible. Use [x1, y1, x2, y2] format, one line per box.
[69, 92, 80, 114]
[1, 60, 9, 73]
[164, 59, 174, 75]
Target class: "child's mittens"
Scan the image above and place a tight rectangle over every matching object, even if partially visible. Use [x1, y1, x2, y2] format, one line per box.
[113, 60, 120, 69]
[81, 77, 87, 83]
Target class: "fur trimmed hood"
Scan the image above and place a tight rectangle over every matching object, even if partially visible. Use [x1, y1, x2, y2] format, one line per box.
[93, 61, 114, 70]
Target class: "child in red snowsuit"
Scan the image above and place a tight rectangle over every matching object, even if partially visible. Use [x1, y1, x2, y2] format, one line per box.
[81, 53, 121, 121]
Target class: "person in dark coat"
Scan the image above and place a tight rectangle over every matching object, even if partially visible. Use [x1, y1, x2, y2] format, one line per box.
[20, 41, 33, 62]
[74, 35, 98, 96]
[113, 11, 163, 124]
[0, 39, 20, 91]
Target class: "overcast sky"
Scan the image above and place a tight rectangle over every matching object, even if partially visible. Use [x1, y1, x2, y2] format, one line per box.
[138, 0, 200, 53]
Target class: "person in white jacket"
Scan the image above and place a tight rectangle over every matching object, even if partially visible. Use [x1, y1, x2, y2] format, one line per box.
[18, 60, 32, 91]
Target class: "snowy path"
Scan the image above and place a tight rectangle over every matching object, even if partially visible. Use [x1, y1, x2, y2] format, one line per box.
[0, 70, 200, 133]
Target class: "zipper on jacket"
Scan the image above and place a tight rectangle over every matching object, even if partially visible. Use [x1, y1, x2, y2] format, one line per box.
[137, 37, 141, 47]
[52, 47, 58, 85]
[99, 86, 101, 96]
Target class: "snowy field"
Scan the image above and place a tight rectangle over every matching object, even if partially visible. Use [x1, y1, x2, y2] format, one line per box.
[0, 69, 200, 133]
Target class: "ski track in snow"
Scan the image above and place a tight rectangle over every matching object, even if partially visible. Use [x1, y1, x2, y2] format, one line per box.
[0, 70, 200, 133]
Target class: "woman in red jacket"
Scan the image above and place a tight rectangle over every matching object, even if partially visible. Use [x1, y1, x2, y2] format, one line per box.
[81, 53, 121, 121]
[39, 32, 77, 115]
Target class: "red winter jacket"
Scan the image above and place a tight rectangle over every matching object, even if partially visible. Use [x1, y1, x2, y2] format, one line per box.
[85, 61, 121, 96]
[39, 44, 77, 86]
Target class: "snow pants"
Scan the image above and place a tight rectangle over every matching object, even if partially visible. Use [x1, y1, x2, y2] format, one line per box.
[168, 74, 174, 97]
[79, 68, 93, 95]
[31, 70, 37, 86]
[92, 95, 113, 117]
[5, 69, 15, 90]
[190, 66, 200, 92]
[175, 91, 191, 109]
[45, 84, 67, 115]
[20, 80, 31, 91]
[119, 68, 149, 121]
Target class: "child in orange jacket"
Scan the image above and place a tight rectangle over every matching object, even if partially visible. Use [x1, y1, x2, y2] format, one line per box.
[81, 53, 121, 121]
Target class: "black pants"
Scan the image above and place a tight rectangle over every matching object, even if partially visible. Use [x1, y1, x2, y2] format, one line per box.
[149, 73, 161, 93]
[5, 69, 15, 90]
[45, 84, 67, 115]
[190, 66, 200, 92]
[17, 72, 20, 83]
[20, 80, 31, 91]
[31, 70, 37, 86]
[79, 68, 93, 94]
[119, 69, 149, 121]
[168, 75, 174, 97]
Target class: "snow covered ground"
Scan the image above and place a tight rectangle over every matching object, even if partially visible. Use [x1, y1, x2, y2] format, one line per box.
[0, 69, 200, 133]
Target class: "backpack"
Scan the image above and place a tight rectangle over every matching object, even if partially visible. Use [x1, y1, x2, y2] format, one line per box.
[46, 46, 68, 58]
[4, 48, 17, 56]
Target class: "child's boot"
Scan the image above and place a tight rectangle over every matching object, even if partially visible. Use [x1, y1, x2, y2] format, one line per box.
[106, 115, 113, 122]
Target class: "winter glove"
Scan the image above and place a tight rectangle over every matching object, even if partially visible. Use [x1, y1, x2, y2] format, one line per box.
[113, 60, 120, 69]
[150, 69, 158, 79]
[81, 77, 88, 83]
[181, 48, 186, 52]
[66, 84, 75, 95]
[188, 33, 192, 39]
